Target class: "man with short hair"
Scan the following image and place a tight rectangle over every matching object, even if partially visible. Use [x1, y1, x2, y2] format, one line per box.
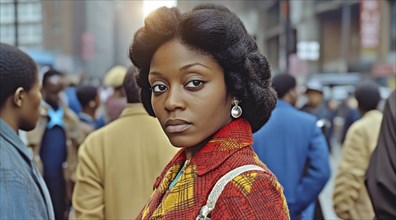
[333, 81, 383, 220]
[253, 74, 330, 220]
[0, 43, 54, 219]
[26, 68, 83, 220]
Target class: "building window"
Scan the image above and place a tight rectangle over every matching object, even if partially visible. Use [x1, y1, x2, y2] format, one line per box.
[18, 23, 42, 45]
[0, 24, 15, 45]
[0, 3, 15, 23]
[266, 2, 280, 30]
[266, 36, 280, 71]
[17, 1, 41, 22]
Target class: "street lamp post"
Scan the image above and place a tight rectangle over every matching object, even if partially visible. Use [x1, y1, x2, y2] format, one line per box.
[13, 0, 18, 47]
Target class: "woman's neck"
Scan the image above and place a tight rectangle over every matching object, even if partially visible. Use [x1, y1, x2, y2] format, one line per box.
[184, 135, 213, 159]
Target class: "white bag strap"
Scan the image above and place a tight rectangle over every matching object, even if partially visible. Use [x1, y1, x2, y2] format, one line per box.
[196, 164, 265, 220]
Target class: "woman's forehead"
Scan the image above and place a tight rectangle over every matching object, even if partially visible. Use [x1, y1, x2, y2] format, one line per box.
[150, 40, 221, 72]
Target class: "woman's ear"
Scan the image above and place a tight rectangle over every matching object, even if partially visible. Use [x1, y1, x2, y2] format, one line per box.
[13, 87, 25, 108]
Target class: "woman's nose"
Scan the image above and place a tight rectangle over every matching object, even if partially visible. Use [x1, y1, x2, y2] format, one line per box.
[164, 86, 185, 111]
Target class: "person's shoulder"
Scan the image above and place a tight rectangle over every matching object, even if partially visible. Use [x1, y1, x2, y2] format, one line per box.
[0, 138, 14, 169]
[352, 110, 382, 130]
[216, 163, 289, 219]
[226, 151, 278, 186]
[347, 117, 367, 135]
[0, 137, 16, 160]
[0, 140, 27, 176]
[286, 107, 317, 125]
[62, 105, 80, 124]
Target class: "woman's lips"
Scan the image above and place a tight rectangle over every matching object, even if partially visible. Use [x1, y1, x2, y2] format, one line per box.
[165, 124, 192, 133]
[164, 119, 192, 133]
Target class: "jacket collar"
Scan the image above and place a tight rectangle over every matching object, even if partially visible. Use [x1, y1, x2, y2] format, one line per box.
[0, 119, 33, 161]
[277, 100, 293, 108]
[119, 103, 149, 118]
[40, 101, 68, 117]
[162, 119, 253, 177]
[363, 109, 382, 118]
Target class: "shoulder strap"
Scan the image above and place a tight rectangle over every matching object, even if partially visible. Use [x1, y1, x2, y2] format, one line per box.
[196, 164, 265, 220]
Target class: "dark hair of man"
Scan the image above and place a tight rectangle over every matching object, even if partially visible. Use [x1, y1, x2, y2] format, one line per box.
[129, 4, 276, 132]
[76, 85, 98, 108]
[272, 74, 296, 99]
[0, 43, 38, 108]
[122, 66, 140, 104]
[42, 68, 63, 87]
[355, 80, 381, 112]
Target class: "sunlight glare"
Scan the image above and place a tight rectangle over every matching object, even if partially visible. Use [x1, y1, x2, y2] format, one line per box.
[143, 0, 177, 18]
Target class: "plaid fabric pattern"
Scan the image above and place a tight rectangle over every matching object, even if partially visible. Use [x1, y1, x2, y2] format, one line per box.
[137, 119, 290, 220]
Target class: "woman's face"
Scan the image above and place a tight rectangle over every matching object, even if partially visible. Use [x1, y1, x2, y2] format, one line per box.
[149, 40, 233, 150]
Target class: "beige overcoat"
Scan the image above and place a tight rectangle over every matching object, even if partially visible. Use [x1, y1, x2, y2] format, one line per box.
[333, 110, 383, 220]
[72, 103, 177, 219]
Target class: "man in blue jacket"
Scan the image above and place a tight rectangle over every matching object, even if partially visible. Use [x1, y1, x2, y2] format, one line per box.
[253, 74, 330, 220]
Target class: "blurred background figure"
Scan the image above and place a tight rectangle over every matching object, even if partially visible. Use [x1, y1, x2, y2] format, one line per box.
[75, 85, 105, 137]
[365, 90, 396, 220]
[72, 66, 177, 219]
[301, 80, 336, 152]
[64, 73, 82, 115]
[253, 74, 330, 220]
[333, 81, 382, 220]
[103, 65, 127, 122]
[339, 91, 361, 144]
[0, 43, 54, 219]
[26, 68, 83, 220]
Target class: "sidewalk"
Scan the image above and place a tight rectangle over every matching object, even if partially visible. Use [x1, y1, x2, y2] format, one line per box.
[319, 142, 342, 220]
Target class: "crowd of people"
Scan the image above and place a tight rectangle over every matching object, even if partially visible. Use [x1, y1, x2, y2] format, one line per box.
[1, 3, 395, 220]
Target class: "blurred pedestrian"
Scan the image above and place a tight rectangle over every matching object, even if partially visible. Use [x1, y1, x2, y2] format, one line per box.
[129, 4, 289, 219]
[26, 68, 83, 220]
[75, 85, 105, 137]
[253, 74, 330, 220]
[64, 73, 82, 115]
[339, 92, 361, 144]
[365, 90, 396, 220]
[333, 81, 383, 220]
[0, 43, 54, 219]
[301, 81, 334, 149]
[72, 66, 177, 219]
[103, 65, 127, 122]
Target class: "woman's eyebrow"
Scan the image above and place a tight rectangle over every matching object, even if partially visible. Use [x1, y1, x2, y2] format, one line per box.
[180, 63, 211, 71]
[148, 71, 162, 76]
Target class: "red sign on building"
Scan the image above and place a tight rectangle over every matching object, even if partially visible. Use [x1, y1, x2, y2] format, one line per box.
[360, 0, 380, 50]
[82, 32, 95, 61]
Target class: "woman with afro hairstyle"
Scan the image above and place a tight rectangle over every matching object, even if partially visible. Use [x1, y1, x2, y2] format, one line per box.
[129, 4, 289, 219]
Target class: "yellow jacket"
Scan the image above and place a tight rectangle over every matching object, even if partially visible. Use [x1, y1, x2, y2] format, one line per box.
[72, 103, 177, 219]
[333, 110, 383, 220]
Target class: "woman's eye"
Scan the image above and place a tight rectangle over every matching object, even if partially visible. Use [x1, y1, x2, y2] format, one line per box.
[185, 80, 204, 89]
[152, 83, 168, 93]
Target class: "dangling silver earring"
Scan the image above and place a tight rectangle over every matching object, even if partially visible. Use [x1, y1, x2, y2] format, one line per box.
[231, 98, 242, 119]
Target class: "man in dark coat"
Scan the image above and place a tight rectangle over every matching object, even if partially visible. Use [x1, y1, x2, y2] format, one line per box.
[365, 90, 396, 220]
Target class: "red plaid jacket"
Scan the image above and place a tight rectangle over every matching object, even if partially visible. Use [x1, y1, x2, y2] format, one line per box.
[137, 119, 290, 219]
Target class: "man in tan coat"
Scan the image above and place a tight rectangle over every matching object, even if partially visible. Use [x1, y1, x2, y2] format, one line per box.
[27, 68, 83, 220]
[72, 67, 177, 219]
[333, 81, 383, 220]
